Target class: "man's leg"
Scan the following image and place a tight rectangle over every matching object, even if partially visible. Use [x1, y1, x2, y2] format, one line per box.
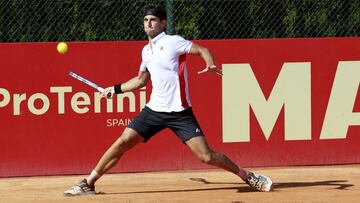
[64, 128, 143, 196]
[185, 136, 248, 180]
[185, 136, 273, 192]
[88, 128, 144, 185]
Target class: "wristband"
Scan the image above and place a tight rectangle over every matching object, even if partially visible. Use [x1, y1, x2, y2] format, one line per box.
[114, 84, 123, 94]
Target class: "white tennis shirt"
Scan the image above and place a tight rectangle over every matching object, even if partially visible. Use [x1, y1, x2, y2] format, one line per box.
[140, 32, 192, 112]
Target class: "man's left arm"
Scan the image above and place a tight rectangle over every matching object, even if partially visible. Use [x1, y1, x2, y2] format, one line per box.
[189, 43, 222, 75]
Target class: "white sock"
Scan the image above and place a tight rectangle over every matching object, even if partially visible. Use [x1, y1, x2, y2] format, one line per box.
[86, 170, 101, 186]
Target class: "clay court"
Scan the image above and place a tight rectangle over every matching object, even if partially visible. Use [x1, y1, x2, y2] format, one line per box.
[1, 164, 359, 203]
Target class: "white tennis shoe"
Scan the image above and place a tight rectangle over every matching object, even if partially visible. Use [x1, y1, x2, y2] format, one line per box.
[245, 172, 273, 192]
[64, 179, 96, 196]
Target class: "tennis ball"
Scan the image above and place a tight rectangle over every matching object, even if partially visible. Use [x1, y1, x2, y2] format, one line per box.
[57, 42, 68, 54]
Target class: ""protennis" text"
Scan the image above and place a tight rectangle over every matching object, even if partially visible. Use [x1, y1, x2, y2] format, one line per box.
[0, 87, 147, 115]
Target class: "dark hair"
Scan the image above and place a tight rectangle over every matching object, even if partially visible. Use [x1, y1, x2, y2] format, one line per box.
[143, 4, 166, 20]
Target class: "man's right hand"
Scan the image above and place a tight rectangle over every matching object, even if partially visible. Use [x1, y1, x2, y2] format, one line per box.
[102, 86, 115, 98]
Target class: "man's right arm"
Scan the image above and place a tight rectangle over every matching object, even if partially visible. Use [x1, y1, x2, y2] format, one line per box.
[102, 71, 150, 98]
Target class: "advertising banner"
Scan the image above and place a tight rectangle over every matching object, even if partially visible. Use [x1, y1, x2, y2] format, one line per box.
[1, 37, 360, 177]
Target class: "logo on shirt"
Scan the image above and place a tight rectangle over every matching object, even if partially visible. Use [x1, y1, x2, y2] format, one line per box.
[196, 128, 201, 133]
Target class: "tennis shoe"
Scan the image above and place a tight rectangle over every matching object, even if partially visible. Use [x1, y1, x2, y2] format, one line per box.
[245, 172, 273, 192]
[63, 179, 96, 196]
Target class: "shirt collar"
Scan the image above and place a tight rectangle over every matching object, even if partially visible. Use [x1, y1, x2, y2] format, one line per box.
[151, 32, 166, 44]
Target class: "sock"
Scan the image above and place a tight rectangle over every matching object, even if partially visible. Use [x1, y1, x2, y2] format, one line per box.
[86, 170, 101, 186]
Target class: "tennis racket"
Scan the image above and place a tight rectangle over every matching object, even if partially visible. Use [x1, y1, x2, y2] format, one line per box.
[69, 71, 112, 98]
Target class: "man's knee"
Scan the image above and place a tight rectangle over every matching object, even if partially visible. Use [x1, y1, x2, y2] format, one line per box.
[109, 138, 127, 155]
[112, 137, 126, 149]
[111, 130, 142, 153]
[198, 152, 214, 164]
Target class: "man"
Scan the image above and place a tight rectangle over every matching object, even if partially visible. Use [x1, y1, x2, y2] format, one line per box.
[64, 4, 272, 196]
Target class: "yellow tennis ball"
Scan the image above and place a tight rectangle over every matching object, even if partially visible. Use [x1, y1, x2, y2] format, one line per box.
[57, 42, 68, 54]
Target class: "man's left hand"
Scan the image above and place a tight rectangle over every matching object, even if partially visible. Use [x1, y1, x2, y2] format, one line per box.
[197, 65, 223, 76]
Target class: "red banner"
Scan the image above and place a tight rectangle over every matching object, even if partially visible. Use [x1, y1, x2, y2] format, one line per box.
[1, 38, 360, 177]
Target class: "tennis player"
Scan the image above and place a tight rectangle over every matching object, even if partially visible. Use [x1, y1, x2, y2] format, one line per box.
[64, 4, 272, 196]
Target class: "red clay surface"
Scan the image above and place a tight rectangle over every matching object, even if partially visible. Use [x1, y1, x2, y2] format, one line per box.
[0, 164, 359, 203]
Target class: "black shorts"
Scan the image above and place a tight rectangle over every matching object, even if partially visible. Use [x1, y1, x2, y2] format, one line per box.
[128, 106, 204, 143]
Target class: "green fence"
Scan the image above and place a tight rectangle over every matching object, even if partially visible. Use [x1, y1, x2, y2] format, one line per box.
[0, 0, 359, 42]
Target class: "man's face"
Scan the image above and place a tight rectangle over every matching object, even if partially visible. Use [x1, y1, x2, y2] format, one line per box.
[144, 15, 166, 39]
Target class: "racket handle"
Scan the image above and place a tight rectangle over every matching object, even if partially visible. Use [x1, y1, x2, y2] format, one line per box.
[106, 92, 112, 98]
[97, 87, 112, 98]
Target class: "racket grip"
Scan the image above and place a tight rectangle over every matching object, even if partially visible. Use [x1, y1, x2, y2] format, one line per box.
[106, 92, 112, 98]
[97, 87, 112, 98]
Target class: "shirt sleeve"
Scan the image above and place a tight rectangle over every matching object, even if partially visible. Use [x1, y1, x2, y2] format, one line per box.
[139, 46, 148, 72]
[139, 62, 147, 72]
[173, 35, 192, 55]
